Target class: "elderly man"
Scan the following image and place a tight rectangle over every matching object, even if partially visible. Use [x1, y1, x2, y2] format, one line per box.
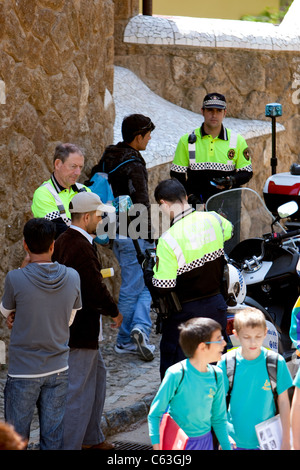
[31, 142, 89, 237]
[52, 191, 122, 450]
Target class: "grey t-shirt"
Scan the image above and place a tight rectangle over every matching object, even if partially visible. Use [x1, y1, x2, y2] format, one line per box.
[1, 262, 81, 376]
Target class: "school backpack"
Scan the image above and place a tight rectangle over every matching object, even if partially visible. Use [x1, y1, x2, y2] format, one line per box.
[225, 348, 279, 413]
[88, 172, 114, 204]
[87, 158, 138, 203]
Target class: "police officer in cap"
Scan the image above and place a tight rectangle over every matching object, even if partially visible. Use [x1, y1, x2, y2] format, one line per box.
[170, 92, 253, 206]
[144, 178, 233, 379]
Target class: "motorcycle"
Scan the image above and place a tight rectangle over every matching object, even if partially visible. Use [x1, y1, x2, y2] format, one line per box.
[206, 187, 300, 363]
[264, 164, 300, 242]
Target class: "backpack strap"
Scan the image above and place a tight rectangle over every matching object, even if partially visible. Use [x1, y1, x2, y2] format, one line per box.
[225, 349, 237, 408]
[174, 361, 185, 396]
[266, 350, 279, 414]
[211, 365, 219, 385]
[107, 158, 138, 175]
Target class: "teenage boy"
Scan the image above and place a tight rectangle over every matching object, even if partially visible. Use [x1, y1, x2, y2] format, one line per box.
[90, 114, 156, 360]
[218, 307, 293, 450]
[1, 218, 82, 450]
[147, 317, 232, 450]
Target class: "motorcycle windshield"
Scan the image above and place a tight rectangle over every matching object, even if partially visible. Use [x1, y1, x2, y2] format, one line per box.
[205, 188, 285, 254]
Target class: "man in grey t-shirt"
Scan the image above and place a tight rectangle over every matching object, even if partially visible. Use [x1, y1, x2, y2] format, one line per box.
[0, 218, 81, 450]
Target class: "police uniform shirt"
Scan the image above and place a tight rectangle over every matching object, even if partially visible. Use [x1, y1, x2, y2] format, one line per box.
[170, 124, 252, 203]
[31, 174, 90, 237]
[152, 208, 233, 304]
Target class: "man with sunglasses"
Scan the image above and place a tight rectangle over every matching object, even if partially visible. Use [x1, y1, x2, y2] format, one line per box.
[90, 114, 156, 361]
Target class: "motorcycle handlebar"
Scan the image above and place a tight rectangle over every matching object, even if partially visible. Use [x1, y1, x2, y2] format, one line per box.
[265, 229, 300, 243]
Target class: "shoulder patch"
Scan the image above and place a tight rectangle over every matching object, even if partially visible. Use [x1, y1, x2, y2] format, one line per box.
[243, 147, 250, 160]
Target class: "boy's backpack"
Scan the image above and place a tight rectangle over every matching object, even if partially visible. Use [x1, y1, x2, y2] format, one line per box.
[174, 362, 218, 395]
[225, 348, 279, 413]
[87, 158, 138, 203]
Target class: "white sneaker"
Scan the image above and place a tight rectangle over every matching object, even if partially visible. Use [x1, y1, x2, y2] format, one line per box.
[130, 328, 155, 361]
[114, 342, 137, 354]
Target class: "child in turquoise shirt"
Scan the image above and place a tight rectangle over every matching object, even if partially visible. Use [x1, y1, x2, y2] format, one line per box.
[148, 317, 232, 450]
[218, 307, 292, 450]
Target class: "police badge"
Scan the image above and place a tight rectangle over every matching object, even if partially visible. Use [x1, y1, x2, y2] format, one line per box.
[227, 149, 235, 159]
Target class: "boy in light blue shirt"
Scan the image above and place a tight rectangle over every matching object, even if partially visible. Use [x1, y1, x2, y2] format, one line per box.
[148, 317, 232, 450]
[218, 307, 292, 450]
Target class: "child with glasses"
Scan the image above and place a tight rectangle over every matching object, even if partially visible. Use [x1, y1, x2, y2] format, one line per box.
[147, 317, 233, 450]
[218, 307, 292, 450]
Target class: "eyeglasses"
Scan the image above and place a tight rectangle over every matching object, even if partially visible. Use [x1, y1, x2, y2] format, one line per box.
[205, 336, 224, 345]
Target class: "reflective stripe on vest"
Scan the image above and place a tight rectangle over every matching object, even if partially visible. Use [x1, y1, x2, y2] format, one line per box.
[188, 129, 239, 162]
[42, 182, 86, 225]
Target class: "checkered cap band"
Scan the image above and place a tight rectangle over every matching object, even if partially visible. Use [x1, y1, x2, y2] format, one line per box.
[203, 98, 226, 109]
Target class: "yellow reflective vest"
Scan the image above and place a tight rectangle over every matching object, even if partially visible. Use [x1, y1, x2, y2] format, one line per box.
[153, 208, 233, 303]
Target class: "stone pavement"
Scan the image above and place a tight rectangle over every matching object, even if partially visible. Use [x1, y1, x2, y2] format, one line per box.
[0, 310, 161, 448]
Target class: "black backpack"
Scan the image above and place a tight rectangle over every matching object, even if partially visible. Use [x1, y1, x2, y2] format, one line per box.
[225, 349, 278, 413]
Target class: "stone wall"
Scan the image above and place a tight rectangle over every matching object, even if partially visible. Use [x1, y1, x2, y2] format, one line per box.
[114, 11, 300, 196]
[0, 0, 115, 280]
[0, 0, 116, 347]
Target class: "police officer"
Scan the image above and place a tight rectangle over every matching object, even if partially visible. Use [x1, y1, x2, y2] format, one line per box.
[144, 178, 233, 379]
[170, 92, 253, 206]
[31, 143, 89, 238]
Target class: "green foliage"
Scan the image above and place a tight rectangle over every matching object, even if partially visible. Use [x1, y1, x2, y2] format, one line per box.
[240, 2, 292, 24]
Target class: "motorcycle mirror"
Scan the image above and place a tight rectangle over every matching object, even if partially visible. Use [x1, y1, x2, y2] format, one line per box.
[277, 201, 298, 219]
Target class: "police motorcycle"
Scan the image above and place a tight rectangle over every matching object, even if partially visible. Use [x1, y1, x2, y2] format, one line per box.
[264, 163, 300, 246]
[206, 187, 300, 363]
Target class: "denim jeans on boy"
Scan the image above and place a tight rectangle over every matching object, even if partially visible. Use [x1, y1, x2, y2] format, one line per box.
[4, 370, 68, 450]
[113, 236, 153, 345]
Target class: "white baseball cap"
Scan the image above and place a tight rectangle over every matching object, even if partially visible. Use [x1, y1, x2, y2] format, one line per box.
[69, 191, 115, 215]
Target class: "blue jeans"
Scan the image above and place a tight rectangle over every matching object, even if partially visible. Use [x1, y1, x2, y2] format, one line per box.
[4, 370, 69, 450]
[113, 236, 153, 344]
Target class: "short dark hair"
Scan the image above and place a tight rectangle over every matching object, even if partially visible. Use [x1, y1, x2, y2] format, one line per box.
[154, 178, 187, 204]
[53, 143, 83, 165]
[121, 114, 155, 143]
[179, 317, 222, 358]
[23, 218, 56, 254]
